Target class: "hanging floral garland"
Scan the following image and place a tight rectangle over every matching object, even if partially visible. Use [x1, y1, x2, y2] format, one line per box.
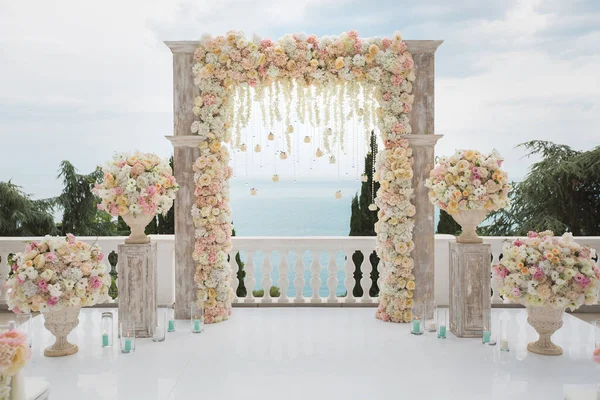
[191, 30, 415, 323]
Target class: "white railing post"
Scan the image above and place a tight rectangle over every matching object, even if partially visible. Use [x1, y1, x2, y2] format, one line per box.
[327, 252, 338, 302]
[360, 248, 372, 302]
[278, 250, 290, 302]
[262, 251, 273, 303]
[244, 250, 255, 303]
[229, 248, 239, 300]
[343, 250, 356, 303]
[293, 252, 305, 303]
[310, 251, 322, 303]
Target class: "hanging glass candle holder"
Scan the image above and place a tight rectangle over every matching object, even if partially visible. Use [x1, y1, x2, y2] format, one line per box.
[268, 132, 275, 140]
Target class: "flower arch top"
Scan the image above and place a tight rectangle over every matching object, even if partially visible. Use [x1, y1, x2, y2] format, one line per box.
[190, 31, 417, 323]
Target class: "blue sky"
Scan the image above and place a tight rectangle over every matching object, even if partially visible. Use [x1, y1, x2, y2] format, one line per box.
[0, 0, 599, 200]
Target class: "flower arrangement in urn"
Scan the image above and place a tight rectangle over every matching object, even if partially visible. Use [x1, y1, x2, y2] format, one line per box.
[7, 235, 111, 357]
[493, 231, 599, 355]
[0, 329, 31, 400]
[425, 149, 510, 242]
[93, 151, 179, 244]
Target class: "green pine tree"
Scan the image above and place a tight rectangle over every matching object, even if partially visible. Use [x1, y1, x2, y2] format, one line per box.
[436, 209, 461, 235]
[349, 130, 380, 297]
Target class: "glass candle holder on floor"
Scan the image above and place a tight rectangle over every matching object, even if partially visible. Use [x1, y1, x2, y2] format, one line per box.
[410, 304, 423, 335]
[167, 303, 176, 333]
[482, 308, 492, 344]
[153, 306, 167, 342]
[437, 308, 448, 339]
[424, 301, 437, 332]
[101, 312, 113, 348]
[120, 322, 135, 354]
[500, 319, 510, 352]
[16, 313, 32, 349]
[191, 301, 204, 334]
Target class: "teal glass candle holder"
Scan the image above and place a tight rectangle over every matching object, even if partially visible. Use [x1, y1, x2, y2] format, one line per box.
[120, 321, 135, 354]
[191, 301, 204, 334]
[410, 304, 423, 335]
[101, 312, 113, 348]
[167, 303, 176, 333]
[437, 308, 448, 339]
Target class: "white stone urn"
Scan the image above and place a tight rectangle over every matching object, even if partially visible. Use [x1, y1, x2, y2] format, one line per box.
[451, 210, 489, 243]
[526, 306, 564, 356]
[43, 306, 81, 357]
[122, 213, 155, 244]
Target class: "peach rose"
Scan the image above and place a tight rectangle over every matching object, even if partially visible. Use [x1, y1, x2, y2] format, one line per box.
[334, 57, 345, 69]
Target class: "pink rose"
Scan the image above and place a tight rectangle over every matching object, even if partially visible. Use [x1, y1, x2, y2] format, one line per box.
[511, 287, 521, 297]
[47, 297, 59, 306]
[66, 233, 76, 244]
[533, 268, 545, 281]
[37, 280, 49, 292]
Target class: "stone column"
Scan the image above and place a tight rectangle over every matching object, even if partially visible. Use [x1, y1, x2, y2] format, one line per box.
[165, 41, 201, 319]
[407, 134, 442, 321]
[118, 243, 157, 338]
[449, 243, 492, 337]
[404, 40, 443, 322]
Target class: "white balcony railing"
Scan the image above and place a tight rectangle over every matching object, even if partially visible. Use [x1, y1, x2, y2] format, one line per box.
[0, 235, 598, 307]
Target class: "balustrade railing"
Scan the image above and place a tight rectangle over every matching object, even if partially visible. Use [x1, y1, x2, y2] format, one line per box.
[0, 235, 598, 307]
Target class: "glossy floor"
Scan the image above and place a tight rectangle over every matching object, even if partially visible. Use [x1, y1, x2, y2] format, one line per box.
[22, 308, 600, 400]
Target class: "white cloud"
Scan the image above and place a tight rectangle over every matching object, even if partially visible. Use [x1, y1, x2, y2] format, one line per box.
[0, 0, 598, 198]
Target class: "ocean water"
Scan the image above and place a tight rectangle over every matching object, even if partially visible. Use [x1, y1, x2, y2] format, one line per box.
[228, 179, 439, 297]
[230, 179, 361, 297]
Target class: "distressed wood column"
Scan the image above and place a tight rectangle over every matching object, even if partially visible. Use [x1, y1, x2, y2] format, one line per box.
[407, 134, 442, 321]
[165, 41, 200, 319]
[405, 40, 443, 321]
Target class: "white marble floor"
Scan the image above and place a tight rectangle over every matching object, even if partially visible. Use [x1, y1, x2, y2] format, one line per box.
[22, 308, 600, 400]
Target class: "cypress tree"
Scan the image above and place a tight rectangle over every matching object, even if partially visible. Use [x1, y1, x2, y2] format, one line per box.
[349, 131, 380, 297]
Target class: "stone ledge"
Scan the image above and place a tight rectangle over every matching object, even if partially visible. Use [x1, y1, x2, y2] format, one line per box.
[165, 40, 444, 55]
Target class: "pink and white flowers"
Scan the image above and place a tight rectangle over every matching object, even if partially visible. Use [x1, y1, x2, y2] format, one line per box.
[493, 231, 599, 310]
[0, 329, 31, 399]
[7, 235, 111, 313]
[94, 152, 179, 217]
[192, 31, 415, 323]
[425, 149, 511, 214]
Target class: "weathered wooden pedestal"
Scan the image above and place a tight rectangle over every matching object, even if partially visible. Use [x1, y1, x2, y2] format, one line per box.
[449, 242, 491, 338]
[117, 243, 157, 338]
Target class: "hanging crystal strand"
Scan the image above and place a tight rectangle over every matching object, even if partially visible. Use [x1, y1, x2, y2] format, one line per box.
[369, 130, 378, 211]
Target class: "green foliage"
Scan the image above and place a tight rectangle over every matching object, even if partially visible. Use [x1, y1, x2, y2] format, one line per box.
[252, 286, 281, 298]
[437, 209, 461, 235]
[349, 130, 380, 297]
[56, 161, 118, 236]
[482, 141, 600, 236]
[0, 181, 57, 236]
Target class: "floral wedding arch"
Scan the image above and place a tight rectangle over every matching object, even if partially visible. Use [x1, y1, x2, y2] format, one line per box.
[165, 31, 443, 324]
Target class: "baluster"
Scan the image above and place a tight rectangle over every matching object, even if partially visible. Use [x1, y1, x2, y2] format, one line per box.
[343, 250, 355, 303]
[490, 253, 501, 304]
[310, 251, 322, 303]
[327, 252, 338, 302]
[360, 248, 372, 302]
[229, 249, 239, 299]
[262, 251, 273, 303]
[244, 250, 255, 303]
[278, 250, 290, 302]
[293, 252, 305, 303]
